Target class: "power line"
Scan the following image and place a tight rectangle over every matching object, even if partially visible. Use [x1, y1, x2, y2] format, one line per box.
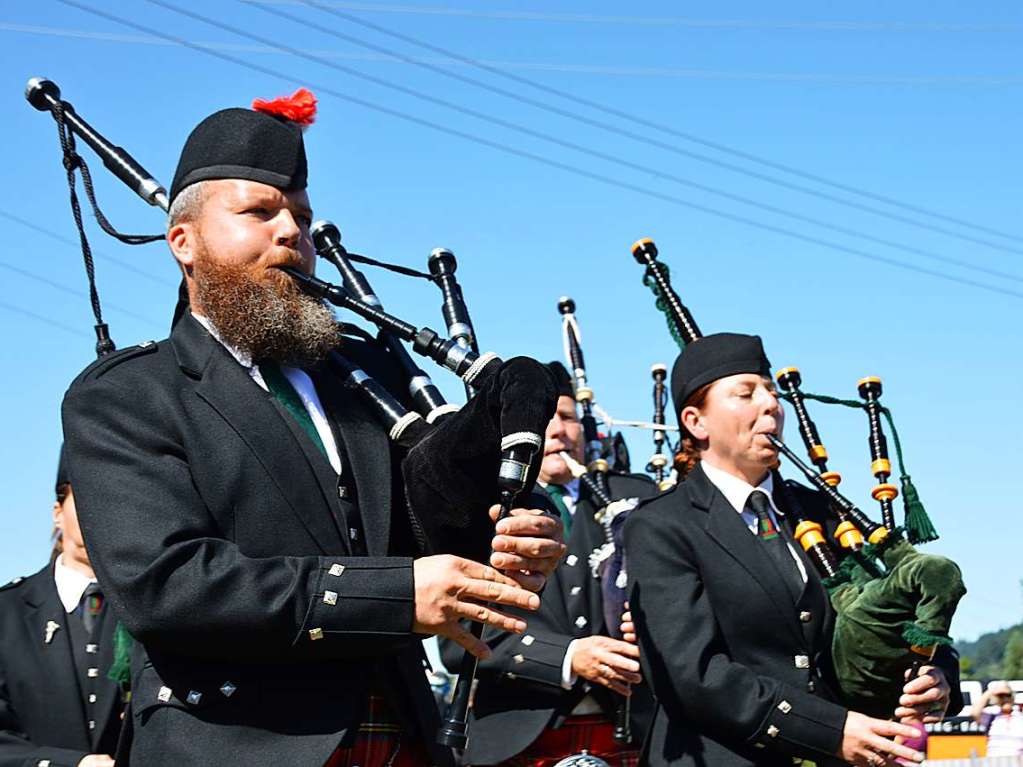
[250, 3, 1023, 34]
[59, 0, 1023, 303]
[0, 209, 175, 288]
[0, 300, 93, 340]
[154, 0, 1023, 284]
[0, 261, 165, 330]
[287, 0, 1023, 250]
[8, 22, 1023, 87]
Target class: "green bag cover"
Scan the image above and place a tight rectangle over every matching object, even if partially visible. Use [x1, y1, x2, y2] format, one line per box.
[830, 539, 966, 718]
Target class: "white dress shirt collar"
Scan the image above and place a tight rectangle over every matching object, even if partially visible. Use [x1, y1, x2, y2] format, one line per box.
[700, 459, 782, 516]
[53, 555, 97, 614]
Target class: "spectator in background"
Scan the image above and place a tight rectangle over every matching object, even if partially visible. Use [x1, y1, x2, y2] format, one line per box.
[971, 680, 1023, 758]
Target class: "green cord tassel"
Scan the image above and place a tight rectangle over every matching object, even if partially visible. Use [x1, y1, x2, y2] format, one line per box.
[900, 474, 939, 544]
[642, 265, 687, 351]
[107, 621, 134, 687]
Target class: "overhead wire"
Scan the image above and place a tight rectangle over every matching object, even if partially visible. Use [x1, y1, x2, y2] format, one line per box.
[59, 0, 1023, 302]
[0, 300, 93, 340]
[8, 22, 1023, 86]
[284, 0, 1023, 252]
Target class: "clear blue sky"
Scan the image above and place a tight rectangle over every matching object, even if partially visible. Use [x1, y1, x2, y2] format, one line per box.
[1, 1, 1019, 643]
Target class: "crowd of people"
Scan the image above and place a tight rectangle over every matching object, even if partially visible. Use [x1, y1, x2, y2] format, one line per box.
[0, 90, 983, 767]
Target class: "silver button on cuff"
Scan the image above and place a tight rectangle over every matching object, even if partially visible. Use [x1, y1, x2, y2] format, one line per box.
[220, 681, 237, 697]
[186, 690, 203, 705]
[767, 725, 780, 738]
[799, 611, 812, 623]
[329, 563, 345, 577]
[521, 635, 535, 646]
[513, 654, 525, 664]
[309, 627, 324, 641]
[323, 590, 338, 605]
[157, 686, 172, 703]
[777, 700, 792, 714]
[794, 654, 809, 669]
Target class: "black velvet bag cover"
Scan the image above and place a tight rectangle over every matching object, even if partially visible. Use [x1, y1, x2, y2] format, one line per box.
[402, 357, 558, 563]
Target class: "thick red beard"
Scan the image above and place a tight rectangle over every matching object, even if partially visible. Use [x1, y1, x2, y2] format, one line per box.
[192, 247, 340, 365]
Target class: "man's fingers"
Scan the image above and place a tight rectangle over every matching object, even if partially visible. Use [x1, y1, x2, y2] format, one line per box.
[491, 552, 560, 572]
[460, 560, 532, 590]
[492, 534, 565, 559]
[899, 687, 941, 707]
[603, 639, 641, 660]
[865, 735, 923, 763]
[872, 719, 927, 742]
[495, 510, 563, 537]
[903, 669, 941, 695]
[458, 576, 540, 612]
[505, 570, 547, 593]
[454, 601, 528, 633]
[443, 622, 491, 660]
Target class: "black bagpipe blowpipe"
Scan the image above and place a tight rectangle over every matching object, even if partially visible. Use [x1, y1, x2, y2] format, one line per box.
[282, 267, 502, 389]
[312, 221, 457, 424]
[26, 77, 169, 211]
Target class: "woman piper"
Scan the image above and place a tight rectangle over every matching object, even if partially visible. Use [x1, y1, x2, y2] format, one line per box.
[623, 332, 953, 767]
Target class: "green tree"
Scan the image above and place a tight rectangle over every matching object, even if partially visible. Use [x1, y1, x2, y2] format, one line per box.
[960, 656, 974, 677]
[1003, 630, 1023, 679]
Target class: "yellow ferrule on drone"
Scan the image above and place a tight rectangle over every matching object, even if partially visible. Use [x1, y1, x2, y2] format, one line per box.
[657, 478, 677, 492]
[868, 527, 890, 545]
[871, 483, 899, 502]
[820, 471, 842, 487]
[575, 387, 593, 403]
[794, 520, 826, 550]
[776, 366, 799, 380]
[835, 521, 863, 550]
[858, 376, 882, 388]
[649, 454, 668, 468]
[871, 459, 892, 477]
[809, 444, 828, 461]
[589, 459, 609, 473]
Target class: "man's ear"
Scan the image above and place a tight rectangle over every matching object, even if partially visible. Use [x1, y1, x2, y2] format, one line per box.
[167, 222, 197, 274]
[680, 406, 707, 440]
[52, 500, 63, 529]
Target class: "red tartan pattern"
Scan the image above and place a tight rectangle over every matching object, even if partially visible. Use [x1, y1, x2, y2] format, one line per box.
[497, 715, 640, 767]
[323, 695, 432, 767]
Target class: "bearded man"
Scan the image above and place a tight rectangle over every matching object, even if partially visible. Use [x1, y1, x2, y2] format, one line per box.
[60, 92, 564, 767]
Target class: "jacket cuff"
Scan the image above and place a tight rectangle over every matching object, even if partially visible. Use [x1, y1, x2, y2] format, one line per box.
[748, 687, 847, 758]
[502, 630, 574, 689]
[295, 557, 415, 644]
[29, 748, 91, 767]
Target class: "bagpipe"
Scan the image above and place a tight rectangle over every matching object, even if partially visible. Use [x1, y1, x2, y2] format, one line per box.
[26, 77, 560, 749]
[627, 236, 966, 719]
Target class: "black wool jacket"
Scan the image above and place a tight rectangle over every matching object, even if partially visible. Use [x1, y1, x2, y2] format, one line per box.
[442, 471, 658, 765]
[0, 566, 124, 767]
[61, 315, 451, 767]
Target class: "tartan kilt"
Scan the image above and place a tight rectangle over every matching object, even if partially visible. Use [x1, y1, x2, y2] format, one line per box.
[496, 714, 641, 767]
[324, 694, 432, 767]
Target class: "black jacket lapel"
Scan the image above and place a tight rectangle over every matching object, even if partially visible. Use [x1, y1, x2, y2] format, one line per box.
[173, 316, 345, 554]
[691, 465, 805, 646]
[313, 367, 393, 557]
[22, 573, 89, 743]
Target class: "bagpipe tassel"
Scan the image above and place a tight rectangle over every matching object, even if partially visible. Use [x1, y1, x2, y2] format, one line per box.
[900, 474, 939, 544]
[107, 621, 134, 688]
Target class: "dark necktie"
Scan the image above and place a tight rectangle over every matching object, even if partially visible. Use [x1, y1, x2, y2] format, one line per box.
[546, 484, 573, 537]
[261, 363, 328, 459]
[746, 491, 802, 601]
[78, 583, 103, 635]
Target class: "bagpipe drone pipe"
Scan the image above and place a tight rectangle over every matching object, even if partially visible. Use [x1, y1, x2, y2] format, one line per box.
[26, 77, 559, 748]
[627, 237, 966, 720]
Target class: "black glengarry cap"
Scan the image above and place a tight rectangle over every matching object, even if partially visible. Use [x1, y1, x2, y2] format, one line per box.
[169, 88, 317, 204]
[670, 332, 771, 409]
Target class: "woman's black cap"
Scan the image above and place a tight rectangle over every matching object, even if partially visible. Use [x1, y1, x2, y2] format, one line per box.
[670, 333, 772, 409]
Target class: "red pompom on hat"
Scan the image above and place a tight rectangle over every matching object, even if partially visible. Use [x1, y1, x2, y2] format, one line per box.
[252, 87, 317, 128]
